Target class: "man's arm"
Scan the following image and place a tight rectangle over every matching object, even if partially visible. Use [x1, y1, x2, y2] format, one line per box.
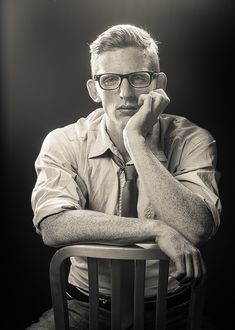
[123, 91, 215, 246]
[40, 209, 205, 281]
[40, 209, 156, 246]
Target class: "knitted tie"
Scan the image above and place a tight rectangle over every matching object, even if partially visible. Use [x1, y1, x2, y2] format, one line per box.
[112, 154, 138, 328]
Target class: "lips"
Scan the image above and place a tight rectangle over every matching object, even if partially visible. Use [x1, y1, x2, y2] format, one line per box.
[116, 105, 138, 110]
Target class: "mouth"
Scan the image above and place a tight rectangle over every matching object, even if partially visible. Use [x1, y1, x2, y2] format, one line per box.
[116, 105, 138, 111]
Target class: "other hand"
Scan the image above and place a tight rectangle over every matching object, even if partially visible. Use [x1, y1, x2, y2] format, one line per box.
[156, 225, 206, 285]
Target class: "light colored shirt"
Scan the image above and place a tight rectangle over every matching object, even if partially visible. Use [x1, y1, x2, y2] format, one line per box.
[31, 108, 221, 296]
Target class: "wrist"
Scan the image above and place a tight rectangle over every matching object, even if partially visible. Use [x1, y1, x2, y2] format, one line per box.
[153, 220, 177, 240]
[123, 130, 146, 153]
[142, 219, 172, 240]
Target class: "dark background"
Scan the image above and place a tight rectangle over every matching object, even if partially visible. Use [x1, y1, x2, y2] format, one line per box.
[1, 0, 234, 329]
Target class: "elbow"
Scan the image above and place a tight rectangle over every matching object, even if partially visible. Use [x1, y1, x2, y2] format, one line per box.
[190, 212, 215, 247]
[41, 229, 59, 247]
[40, 214, 65, 247]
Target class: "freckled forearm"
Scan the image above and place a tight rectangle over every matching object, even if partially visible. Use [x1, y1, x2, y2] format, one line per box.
[40, 209, 168, 247]
[125, 133, 214, 245]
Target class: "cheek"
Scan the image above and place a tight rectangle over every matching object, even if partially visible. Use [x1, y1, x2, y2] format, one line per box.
[136, 83, 157, 97]
[135, 88, 151, 99]
[101, 92, 118, 106]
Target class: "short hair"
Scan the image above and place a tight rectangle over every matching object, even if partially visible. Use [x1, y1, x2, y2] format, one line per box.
[89, 24, 160, 76]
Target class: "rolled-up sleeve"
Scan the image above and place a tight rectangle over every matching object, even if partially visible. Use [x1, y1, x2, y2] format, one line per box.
[31, 129, 87, 233]
[173, 131, 222, 236]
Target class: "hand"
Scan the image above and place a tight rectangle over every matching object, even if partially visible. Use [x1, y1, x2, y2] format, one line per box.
[124, 88, 170, 139]
[156, 225, 206, 284]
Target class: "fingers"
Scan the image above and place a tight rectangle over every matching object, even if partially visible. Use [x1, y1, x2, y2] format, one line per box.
[138, 89, 170, 109]
[149, 88, 170, 101]
[170, 255, 186, 282]
[149, 89, 170, 108]
[184, 253, 194, 283]
[170, 249, 206, 286]
[193, 251, 207, 287]
[138, 93, 153, 107]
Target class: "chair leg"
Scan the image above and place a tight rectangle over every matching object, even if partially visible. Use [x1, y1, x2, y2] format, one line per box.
[155, 259, 169, 330]
[50, 257, 70, 330]
[187, 278, 207, 330]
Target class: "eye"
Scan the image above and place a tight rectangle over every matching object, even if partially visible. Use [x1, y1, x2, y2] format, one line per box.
[131, 73, 149, 83]
[101, 75, 120, 87]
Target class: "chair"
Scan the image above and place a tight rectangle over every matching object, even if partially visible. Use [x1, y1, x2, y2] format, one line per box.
[49, 243, 206, 330]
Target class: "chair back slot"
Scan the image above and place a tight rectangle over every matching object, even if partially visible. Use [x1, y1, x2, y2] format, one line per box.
[88, 257, 99, 330]
[111, 259, 122, 330]
[133, 260, 146, 330]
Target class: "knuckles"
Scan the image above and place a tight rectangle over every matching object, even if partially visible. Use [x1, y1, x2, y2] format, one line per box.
[149, 90, 170, 105]
[138, 90, 170, 110]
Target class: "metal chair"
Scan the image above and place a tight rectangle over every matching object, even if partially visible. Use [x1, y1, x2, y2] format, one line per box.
[49, 243, 206, 330]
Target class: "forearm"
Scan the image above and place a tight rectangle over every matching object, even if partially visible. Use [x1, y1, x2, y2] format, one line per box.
[40, 208, 206, 282]
[126, 134, 214, 245]
[40, 209, 168, 247]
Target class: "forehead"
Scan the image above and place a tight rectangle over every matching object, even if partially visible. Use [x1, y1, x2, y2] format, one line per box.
[94, 47, 152, 74]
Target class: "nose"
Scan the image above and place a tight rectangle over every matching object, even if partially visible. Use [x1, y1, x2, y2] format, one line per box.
[119, 78, 134, 99]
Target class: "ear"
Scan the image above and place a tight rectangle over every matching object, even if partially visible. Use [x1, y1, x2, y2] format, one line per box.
[87, 79, 101, 103]
[156, 72, 167, 91]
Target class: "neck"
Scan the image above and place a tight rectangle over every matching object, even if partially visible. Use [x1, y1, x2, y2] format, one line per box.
[106, 121, 130, 163]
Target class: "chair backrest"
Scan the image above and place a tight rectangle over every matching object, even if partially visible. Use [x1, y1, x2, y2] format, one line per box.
[49, 243, 206, 330]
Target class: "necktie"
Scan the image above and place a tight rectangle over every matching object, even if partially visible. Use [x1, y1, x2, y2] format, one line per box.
[111, 153, 138, 217]
[121, 165, 138, 218]
[112, 154, 138, 329]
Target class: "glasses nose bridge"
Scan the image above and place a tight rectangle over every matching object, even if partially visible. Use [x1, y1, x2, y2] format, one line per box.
[119, 73, 133, 88]
[119, 74, 134, 97]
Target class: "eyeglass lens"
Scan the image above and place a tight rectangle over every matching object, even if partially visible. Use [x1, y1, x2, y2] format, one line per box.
[100, 72, 152, 89]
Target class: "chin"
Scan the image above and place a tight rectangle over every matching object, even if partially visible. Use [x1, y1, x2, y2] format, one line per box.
[119, 117, 131, 130]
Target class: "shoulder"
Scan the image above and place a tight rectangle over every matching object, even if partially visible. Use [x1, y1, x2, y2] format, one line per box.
[159, 114, 215, 144]
[157, 114, 218, 173]
[42, 108, 105, 148]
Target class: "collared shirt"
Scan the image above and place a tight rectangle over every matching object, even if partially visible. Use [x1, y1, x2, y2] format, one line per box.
[31, 108, 221, 296]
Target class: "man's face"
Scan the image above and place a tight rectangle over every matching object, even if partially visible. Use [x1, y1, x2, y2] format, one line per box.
[91, 47, 158, 131]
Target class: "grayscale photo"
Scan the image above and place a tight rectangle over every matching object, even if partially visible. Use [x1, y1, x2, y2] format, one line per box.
[2, 1, 233, 329]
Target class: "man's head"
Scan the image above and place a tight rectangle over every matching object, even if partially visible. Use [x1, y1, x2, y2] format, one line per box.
[87, 24, 167, 131]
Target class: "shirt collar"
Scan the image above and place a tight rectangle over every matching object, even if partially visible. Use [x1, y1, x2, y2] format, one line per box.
[88, 112, 167, 163]
[88, 115, 114, 159]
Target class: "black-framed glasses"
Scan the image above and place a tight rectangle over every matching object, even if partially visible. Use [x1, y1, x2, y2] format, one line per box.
[94, 71, 158, 90]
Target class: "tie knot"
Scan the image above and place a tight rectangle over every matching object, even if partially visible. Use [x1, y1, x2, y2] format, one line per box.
[124, 165, 137, 181]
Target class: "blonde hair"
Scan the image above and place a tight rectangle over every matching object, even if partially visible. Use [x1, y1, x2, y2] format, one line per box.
[89, 24, 160, 75]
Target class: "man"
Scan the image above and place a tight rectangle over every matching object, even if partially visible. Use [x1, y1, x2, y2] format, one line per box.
[28, 24, 221, 329]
